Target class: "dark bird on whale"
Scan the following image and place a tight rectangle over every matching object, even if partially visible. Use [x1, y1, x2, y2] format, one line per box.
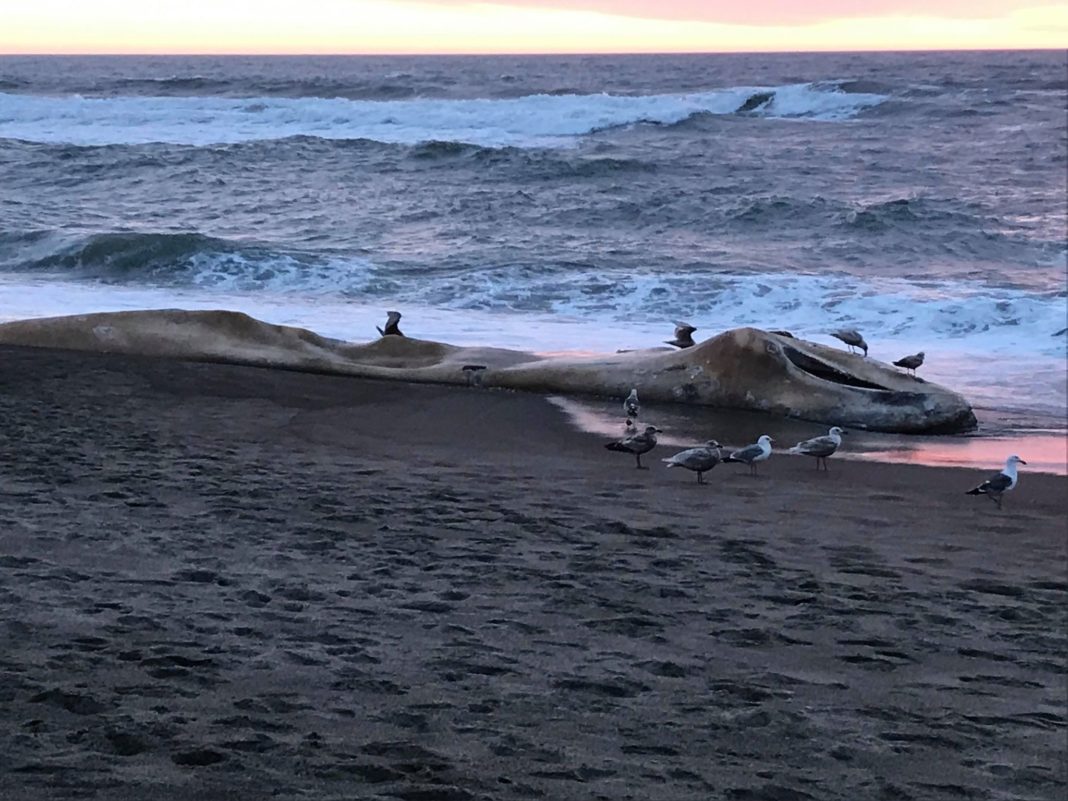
[893, 351, 925, 376]
[665, 322, 697, 349]
[831, 328, 868, 356]
[376, 310, 404, 337]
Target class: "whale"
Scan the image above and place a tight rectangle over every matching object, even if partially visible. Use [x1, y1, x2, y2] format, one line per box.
[0, 309, 977, 434]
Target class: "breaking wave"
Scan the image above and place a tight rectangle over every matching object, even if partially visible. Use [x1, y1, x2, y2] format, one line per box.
[2, 229, 1063, 357]
[0, 82, 888, 148]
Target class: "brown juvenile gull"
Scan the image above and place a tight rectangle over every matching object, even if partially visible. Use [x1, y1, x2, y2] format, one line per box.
[665, 322, 697, 349]
[623, 388, 640, 418]
[787, 426, 845, 471]
[723, 434, 774, 475]
[376, 310, 404, 337]
[893, 351, 925, 376]
[831, 328, 868, 356]
[966, 455, 1026, 510]
[662, 440, 722, 484]
[605, 424, 662, 469]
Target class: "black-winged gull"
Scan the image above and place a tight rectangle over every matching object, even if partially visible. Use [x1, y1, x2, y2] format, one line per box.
[723, 434, 774, 475]
[662, 440, 722, 484]
[787, 426, 845, 471]
[966, 455, 1026, 510]
[605, 424, 662, 469]
[831, 328, 868, 356]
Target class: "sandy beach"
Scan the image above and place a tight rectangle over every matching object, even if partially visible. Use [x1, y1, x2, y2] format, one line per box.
[0, 343, 1065, 801]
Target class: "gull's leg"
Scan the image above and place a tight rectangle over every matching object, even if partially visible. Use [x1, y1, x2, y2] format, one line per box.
[697, 472, 704, 485]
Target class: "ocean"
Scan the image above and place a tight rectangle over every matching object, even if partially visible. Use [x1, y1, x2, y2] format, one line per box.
[1, 51, 1065, 439]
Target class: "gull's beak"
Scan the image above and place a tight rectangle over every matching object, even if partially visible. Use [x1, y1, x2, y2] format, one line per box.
[1019, 459, 1028, 464]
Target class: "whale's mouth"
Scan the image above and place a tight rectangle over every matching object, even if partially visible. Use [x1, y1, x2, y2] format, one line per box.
[782, 345, 891, 391]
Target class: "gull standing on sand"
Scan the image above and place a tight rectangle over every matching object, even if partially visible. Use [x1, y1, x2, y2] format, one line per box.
[605, 425, 662, 469]
[893, 351, 925, 376]
[966, 455, 1026, 510]
[788, 426, 845, 471]
[623, 388, 640, 418]
[376, 310, 404, 337]
[662, 440, 722, 484]
[665, 322, 697, 349]
[724, 435, 774, 475]
[831, 329, 868, 356]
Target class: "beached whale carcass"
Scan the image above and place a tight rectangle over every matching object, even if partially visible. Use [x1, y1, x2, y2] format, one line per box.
[0, 309, 976, 433]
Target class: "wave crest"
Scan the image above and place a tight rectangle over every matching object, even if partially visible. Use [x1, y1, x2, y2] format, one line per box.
[0, 82, 888, 148]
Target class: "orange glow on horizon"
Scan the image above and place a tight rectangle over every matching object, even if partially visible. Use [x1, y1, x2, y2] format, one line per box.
[2, 1, 1066, 55]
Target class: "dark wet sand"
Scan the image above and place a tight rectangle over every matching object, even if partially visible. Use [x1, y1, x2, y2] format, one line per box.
[1, 344, 1065, 801]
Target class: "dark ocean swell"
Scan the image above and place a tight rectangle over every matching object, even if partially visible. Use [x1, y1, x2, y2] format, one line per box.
[0, 230, 335, 290]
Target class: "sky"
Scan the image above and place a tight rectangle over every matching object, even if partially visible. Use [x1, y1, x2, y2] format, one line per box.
[1, 0, 1066, 54]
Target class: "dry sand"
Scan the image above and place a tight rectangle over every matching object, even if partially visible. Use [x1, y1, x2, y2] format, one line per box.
[0, 344, 1064, 801]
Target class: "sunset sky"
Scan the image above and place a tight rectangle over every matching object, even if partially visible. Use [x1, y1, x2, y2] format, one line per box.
[2, 0, 1066, 54]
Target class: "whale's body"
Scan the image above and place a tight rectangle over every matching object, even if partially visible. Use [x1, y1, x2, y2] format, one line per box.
[0, 309, 977, 434]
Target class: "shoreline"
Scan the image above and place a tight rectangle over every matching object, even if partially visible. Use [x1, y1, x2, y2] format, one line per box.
[2, 335, 1065, 475]
[1, 343, 1065, 800]
[546, 396, 1068, 476]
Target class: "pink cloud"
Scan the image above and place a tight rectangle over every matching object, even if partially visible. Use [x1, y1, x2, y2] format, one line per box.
[425, 1, 1037, 25]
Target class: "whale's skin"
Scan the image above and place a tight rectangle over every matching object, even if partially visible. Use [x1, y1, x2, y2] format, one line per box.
[0, 309, 977, 434]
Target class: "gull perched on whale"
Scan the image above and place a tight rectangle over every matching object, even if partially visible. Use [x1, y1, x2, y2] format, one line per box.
[966, 455, 1026, 510]
[665, 322, 697, 349]
[605, 424, 661, 469]
[376, 310, 404, 337]
[724, 435, 774, 475]
[788, 426, 845, 471]
[893, 351, 925, 376]
[623, 388, 640, 418]
[663, 440, 722, 484]
[831, 328, 868, 356]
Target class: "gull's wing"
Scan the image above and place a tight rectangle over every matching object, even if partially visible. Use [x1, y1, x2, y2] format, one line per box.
[791, 435, 837, 457]
[729, 443, 763, 463]
[975, 472, 1012, 494]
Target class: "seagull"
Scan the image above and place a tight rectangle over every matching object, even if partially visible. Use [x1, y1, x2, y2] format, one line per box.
[605, 425, 662, 469]
[831, 329, 868, 356]
[623, 388, 640, 418]
[662, 440, 722, 484]
[893, 351, 925, 376]
[665, 322, 697, 349]
[376, 310, 404, 337]
[723, 435, 774, 475]
[966, 455, 1027, 510]
[787, 426, 845, 471]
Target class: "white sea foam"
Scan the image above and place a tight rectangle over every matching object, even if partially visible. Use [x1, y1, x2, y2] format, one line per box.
[0, 84, 887, 148]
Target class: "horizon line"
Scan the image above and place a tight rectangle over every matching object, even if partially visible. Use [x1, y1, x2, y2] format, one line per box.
[1, 46, 1064, 57]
